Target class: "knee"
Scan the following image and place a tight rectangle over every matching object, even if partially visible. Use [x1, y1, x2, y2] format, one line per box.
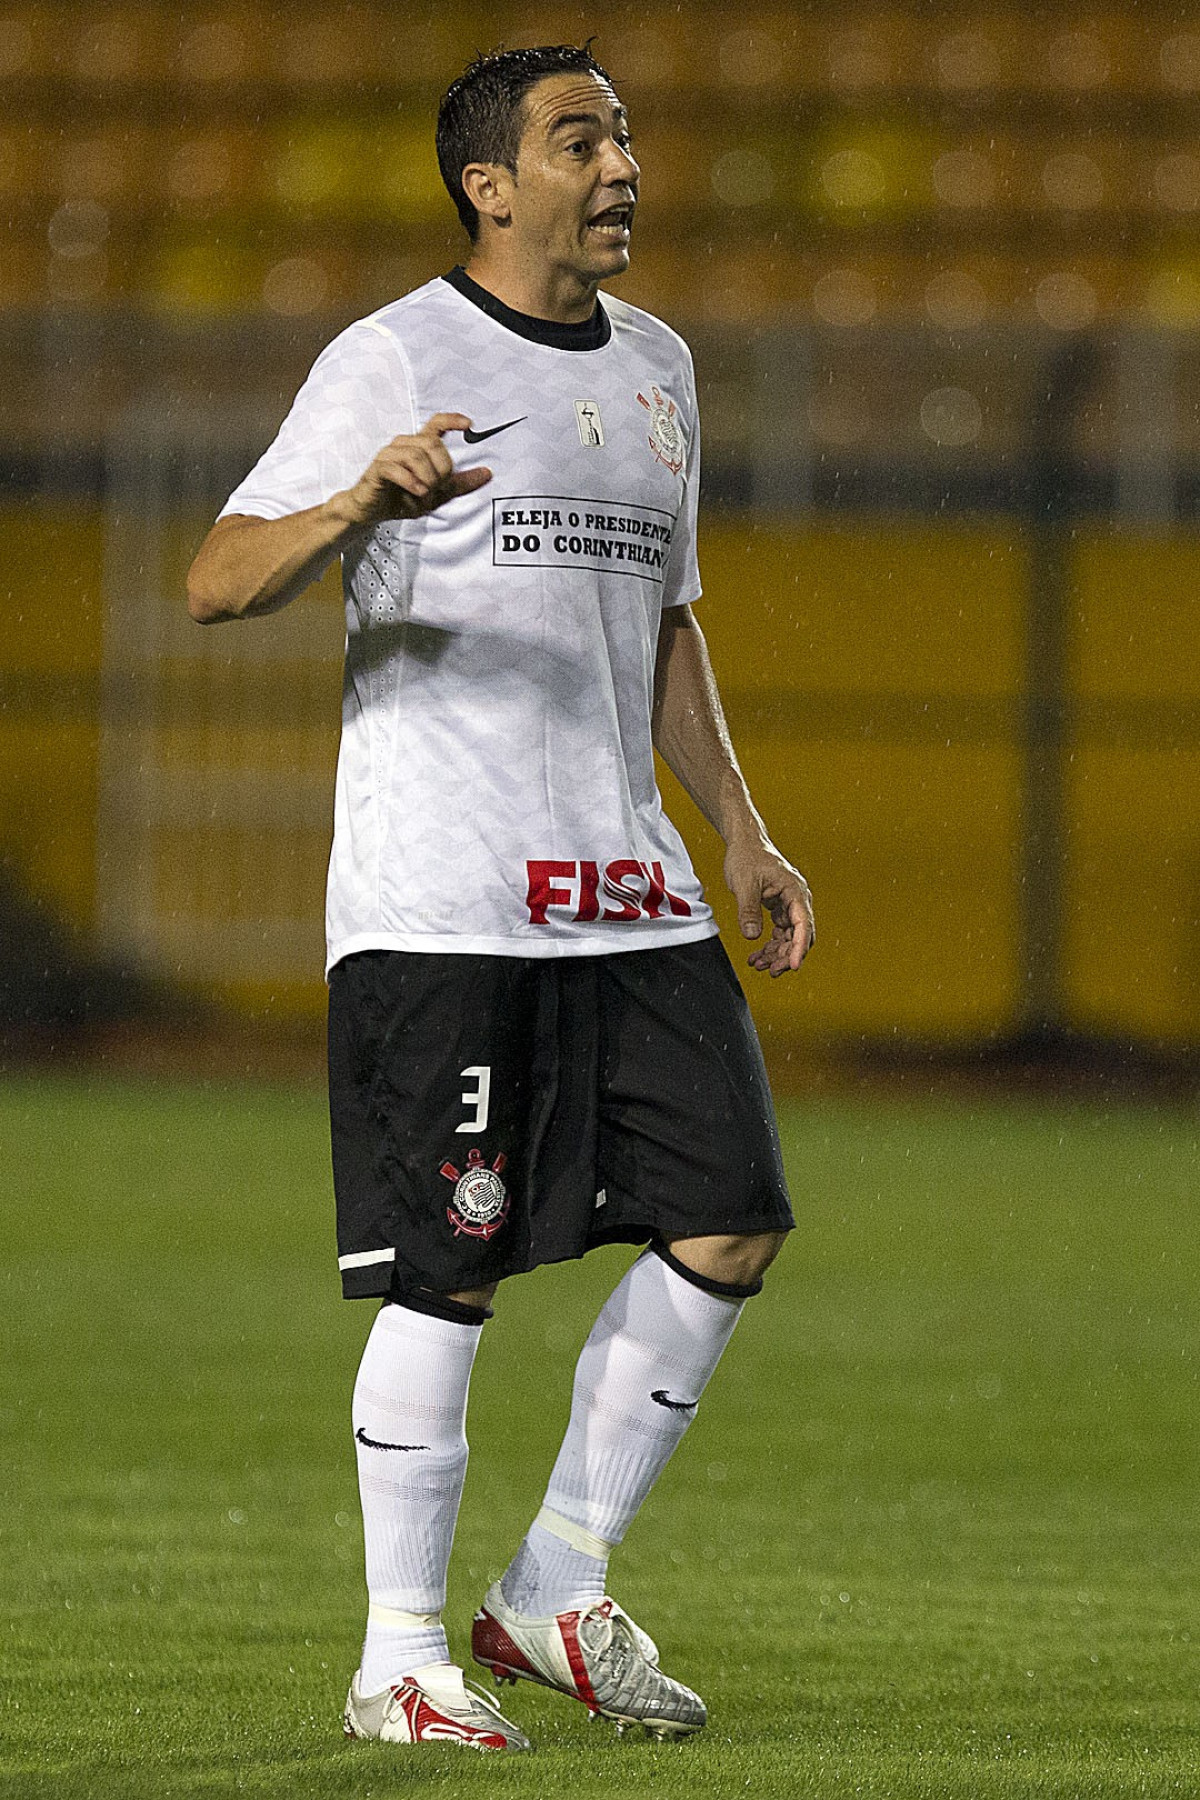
[664, 1230, 788, 1291]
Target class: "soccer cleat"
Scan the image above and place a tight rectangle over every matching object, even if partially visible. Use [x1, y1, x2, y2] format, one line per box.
[342, 1660, 532, 1751]
[471, 1582, 707, 1739]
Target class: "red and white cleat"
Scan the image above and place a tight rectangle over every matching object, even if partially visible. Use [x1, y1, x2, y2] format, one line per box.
[342, 1660, 532, 1751]
[471, 1582, 706, 1740]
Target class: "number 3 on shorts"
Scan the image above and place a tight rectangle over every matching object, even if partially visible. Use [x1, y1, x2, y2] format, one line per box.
[456, 1065, 491, 1134]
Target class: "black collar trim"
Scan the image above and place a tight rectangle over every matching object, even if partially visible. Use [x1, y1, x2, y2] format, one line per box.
[442, 266, 611, 351]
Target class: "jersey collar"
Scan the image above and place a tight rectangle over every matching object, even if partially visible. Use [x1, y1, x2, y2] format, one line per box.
[442, 266, 611, 352]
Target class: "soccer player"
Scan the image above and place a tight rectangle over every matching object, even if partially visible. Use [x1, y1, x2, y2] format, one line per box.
[187, 43, 814, 1754]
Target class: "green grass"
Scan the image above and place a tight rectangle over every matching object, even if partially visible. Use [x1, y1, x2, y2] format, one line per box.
[2, 1073, 1197, 1798]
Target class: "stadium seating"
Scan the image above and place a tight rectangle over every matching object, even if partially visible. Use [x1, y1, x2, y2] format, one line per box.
[0, 7, 1197, 327]
[3, 8, 1199, 1045]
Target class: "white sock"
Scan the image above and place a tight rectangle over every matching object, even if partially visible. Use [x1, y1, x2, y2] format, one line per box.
[353, 1301, 482, 1690]
[501, 1251, 743, 1615]
[500, 1514, 610, 1616]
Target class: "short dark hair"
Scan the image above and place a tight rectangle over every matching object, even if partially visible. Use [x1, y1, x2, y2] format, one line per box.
[436, 43, 614, 242]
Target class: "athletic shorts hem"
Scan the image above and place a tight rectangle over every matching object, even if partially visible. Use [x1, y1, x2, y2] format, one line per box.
[338, 1212, 794, 1300]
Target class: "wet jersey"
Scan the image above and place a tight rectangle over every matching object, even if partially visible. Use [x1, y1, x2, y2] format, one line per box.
[219, 267, 716, 971]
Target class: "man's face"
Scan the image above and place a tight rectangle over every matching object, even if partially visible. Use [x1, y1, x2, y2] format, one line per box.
[504, 71, 639, 284]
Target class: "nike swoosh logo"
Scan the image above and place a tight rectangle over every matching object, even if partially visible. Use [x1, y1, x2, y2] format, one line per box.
[462, 416, 527, 444]
[355, 1428, 431, 1451]
[650, 1389, 697, 1412]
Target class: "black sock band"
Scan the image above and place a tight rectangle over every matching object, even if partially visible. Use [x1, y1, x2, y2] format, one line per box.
[385, 1286, 493, 1327]
[651, 1242, 764, 1300]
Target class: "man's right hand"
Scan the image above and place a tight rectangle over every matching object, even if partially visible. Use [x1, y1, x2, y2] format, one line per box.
[339, 413, 493, 526]
[187, 415, 492, 625]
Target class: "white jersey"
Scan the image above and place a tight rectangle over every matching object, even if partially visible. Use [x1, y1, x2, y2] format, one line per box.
[219, 268, 717, 971]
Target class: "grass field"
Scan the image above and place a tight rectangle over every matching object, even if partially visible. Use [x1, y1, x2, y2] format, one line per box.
[2, 1072, 1197, 1799]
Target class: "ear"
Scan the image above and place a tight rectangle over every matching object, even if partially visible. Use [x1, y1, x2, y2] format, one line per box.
[461, 162, 514, 231]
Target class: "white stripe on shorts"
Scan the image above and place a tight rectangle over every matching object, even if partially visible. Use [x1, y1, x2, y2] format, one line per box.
[337, 1247, 397, 1271]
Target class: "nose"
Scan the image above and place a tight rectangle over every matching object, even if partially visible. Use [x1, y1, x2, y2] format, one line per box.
[603, 137, 640, 188]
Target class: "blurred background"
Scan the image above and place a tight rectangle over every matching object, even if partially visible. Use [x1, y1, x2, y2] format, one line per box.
[2, 0, 1198, 1087]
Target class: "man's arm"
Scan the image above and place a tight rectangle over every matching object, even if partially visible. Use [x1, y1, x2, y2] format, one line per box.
[652, 604, 814, 977]
[186, 413, 491, 624]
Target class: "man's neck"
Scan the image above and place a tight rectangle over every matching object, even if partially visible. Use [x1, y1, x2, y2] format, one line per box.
[462, 253, 599, 325]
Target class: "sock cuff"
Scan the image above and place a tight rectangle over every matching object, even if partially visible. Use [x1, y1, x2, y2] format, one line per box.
[367, 1603, 443, 1629]
[534, 1506, 618, 1560]
[651, 1242, 763, 1300]
[385, 1287, 492, 1328]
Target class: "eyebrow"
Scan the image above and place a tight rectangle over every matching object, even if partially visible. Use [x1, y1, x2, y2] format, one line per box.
[549, 108, 629, 134]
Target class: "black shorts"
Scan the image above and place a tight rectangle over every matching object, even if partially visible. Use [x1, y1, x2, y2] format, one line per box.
[327, 935, 793, 1300]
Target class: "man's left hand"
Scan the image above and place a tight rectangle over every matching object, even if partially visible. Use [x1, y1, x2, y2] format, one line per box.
[724, 841, 815, 977]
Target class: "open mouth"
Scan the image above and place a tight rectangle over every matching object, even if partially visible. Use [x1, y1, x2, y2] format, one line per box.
[586, 202, 634, 243]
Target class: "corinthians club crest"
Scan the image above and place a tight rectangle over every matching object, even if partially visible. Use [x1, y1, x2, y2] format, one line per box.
[440, 1146, 510, 1240]
[636, 385, 684, 476]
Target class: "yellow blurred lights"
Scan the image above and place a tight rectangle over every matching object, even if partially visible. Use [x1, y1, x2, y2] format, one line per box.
[1160, 34, 1200, 94]
[73, 18, 143, 83]
[932, 151, 996, 209]
[0, 16, 33, 77]
[936, 33, 1001, 92]
[617, 28, 677, 86]
[813, 268, 876, 327]
[59, 137, 127, 203]
[169, 139, 234, 205]
[925, 271, 988, 331]
[827, 30, 890, 92]
[1153, 155, 1200, 213]
[273, 130, 354, 210]
[47, 201, 110, 260]
[807, 390, 870, 446]
[1143, 268, 1200, 327]
[718, 30, 782, 88]
[177, 21, 249, 83]
[919, 387, 982, 448]
[710, 148, 775, 207]
[821, 148, 887, 210]
[262, 257, 329, 316]
[1041, 153, 1103, 211]
[1035, 272, 1098, 331]
[1047, 32, 1110, 90]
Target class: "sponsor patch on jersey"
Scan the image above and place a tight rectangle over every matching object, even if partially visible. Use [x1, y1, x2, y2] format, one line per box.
[492, 497, 674, 583]
[440, 1147, 510, 1239]
[574, 400, 605, 447]
[524, 859, 693, 925]
[637, 385, 685, 476]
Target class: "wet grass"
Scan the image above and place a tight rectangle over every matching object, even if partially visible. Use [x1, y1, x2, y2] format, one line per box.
[2, 1073, 1197, 1798]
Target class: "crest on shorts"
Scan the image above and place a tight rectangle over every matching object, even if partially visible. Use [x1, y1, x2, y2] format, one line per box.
[440, 1147, 510, 1239]
[636, 385, 684, 475]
